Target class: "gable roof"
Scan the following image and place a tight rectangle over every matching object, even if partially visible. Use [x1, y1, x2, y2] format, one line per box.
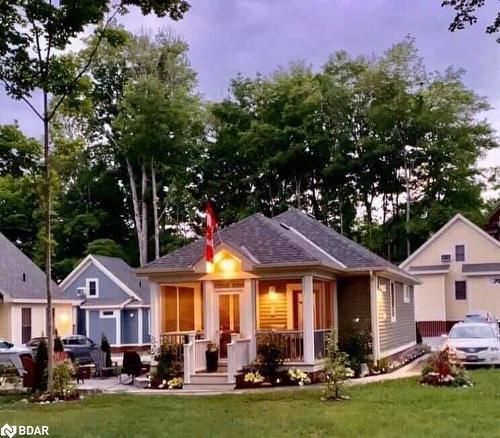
[0, 232, 66, 301]
[139, 208, 416, 282]
[61, 255, 150, 304]
[400, 213, 500, 269]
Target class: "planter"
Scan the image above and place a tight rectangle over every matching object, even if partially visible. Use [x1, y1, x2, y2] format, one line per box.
[205, 350, 219, 372]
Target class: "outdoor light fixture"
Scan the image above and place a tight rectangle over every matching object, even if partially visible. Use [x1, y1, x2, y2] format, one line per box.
[268, 286, 278, 299]
[58, 312, 70, 325]
[220, 257, 237, 273]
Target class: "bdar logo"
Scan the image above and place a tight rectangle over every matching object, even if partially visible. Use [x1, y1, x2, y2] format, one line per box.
[0, 424, 17, 438]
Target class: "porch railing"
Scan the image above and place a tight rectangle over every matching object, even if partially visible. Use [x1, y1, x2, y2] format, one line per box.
[183, 336, 211, 384]
[227, 334, 251, 384]
[256, 330, 304, 362]
[160, 331, 203, 364]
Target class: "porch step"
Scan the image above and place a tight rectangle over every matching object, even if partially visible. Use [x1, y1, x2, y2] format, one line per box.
[189, 372, 229, 385]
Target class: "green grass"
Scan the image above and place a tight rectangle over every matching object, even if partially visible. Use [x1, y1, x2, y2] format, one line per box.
[1, 370, 499, 437]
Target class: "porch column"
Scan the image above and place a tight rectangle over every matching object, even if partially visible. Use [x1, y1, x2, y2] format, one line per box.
[302, 275, 315, 364]
[242, 279, 257, 360]
[370, 272, 380, 362]
[204, 280, 216, 341]
[150, 282, 161, 345]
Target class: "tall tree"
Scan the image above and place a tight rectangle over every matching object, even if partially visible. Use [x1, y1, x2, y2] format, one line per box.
[0, 0, 190, 391]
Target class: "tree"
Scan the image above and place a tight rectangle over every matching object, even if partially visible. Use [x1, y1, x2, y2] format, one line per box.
[85, 239, 126, 259]
[0, 0, 190, 392]
[442, 0, 500, 42]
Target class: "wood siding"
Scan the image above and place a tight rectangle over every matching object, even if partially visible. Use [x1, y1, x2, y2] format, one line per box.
[377, 277, 415, 353]
[337, 276, 371, 330]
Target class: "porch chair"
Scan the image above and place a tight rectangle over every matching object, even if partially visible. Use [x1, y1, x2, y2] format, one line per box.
[91, 349, 117, 378]
[118, 351, 148, 385]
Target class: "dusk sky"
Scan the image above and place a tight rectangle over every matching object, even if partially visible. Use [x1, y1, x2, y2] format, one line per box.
[1, 0, 499, 166]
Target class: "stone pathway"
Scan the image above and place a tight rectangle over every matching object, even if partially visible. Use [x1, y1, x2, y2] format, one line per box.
[77, 354, 430, 396]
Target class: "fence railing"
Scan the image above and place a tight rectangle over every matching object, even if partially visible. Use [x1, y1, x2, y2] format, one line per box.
[160, 331, 203, 365]
[256, 330, 304, 362]
[227, 335, 251, 384]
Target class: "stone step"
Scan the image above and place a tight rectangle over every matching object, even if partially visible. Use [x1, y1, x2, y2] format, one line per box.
[189, 373, 229, 385]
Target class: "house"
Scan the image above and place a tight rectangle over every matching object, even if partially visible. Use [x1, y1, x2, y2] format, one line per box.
[485, 201, 500, 241]
[0, 232, 77, 345]
[61, 255, 150, 352]
[400, 213, 500, 337]
[137, 208, 419, 387]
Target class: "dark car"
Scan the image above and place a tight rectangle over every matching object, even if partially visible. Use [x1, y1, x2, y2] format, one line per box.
[61, 335, 98, 364]
[26, 335, 98, 364]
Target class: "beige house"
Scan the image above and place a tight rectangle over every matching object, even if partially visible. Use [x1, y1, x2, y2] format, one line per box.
[0, 233, 77, 345]
[400, 214, 500, 336]
[138, 209, 419, 389]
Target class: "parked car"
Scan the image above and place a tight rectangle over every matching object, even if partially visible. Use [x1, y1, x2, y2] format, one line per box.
[463, 311, 499, 336]
[0, 337, 33, 379]
[61, 335, 98, 365]
[0, 337, 32, 356]
[443, 322, 500, 365]
[25, 335, 98, 364]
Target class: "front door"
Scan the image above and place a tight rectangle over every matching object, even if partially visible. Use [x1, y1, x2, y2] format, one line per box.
[218, 293, 240, 359]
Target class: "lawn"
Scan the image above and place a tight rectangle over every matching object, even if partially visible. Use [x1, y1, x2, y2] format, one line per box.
[1, 370, 499, 437]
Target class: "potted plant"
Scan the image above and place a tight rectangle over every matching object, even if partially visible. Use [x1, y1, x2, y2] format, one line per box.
[205, 343, 219, 372]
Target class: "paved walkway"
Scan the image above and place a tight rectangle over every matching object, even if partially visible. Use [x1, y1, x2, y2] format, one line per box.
[77, 354, 430, 396]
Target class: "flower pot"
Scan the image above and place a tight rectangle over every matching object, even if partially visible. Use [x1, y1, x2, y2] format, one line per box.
[205, 350, 219, 372]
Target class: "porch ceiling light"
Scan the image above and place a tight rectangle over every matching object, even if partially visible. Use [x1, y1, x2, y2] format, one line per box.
[220, 257, 237, 273]
[268, 286, 278, 299]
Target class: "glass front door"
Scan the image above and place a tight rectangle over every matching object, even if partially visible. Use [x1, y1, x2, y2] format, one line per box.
[218, 293, 240, 359]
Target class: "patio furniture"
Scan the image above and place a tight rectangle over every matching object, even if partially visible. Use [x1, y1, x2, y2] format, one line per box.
[91, 349, 117, 378]
[118, 351, 148, 385]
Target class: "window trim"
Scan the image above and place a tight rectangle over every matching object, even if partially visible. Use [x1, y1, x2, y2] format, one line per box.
[21, 307, 32, 344]
[403, 285, 411, 304]
[390, 281, 397, 322]
[100, 310, 117, 319]
[86, 278, 99, 298]
[455, 280, 467, 300]
[455, 244, 466, 262]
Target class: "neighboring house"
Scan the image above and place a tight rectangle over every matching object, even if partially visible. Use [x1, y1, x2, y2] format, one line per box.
[138, 208, 419, 388]
[0, 232, 77, 345]
[401, 214, 500, 337]
[61, 255, 151, 352]
[485, 201, 500, 241]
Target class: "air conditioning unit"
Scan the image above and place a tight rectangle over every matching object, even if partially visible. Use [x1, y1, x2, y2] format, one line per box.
[441, 254, 451, 263]
[76, 287, 87, 297]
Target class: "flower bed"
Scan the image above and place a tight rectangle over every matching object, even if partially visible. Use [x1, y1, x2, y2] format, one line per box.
[420, 348, 473, 388]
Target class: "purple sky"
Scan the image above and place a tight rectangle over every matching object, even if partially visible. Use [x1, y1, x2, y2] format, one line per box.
[1, 0, 499, 167]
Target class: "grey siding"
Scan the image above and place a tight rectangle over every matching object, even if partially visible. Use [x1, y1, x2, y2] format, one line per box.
[337, 276, 372, 330]
[62, 263, 130, 302]
[142, 309, 150, 343]
[88, 310, 116, 344]
[377, 277, 415, 355]
[121, 309, 138, 344]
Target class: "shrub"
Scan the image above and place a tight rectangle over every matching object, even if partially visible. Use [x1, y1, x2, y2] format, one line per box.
[167, 377, 183, 389]
[322, 329, 354, 401]
[338, 319, 371, 376]
[153, 343, 178, 381]
[52, 360, 78, 399]
[101, 335, 112, 368]
[420, 348, 473, 387]
[33, 339, 48, 393]
[288, 368, 311, 386]
[244, 371, 265, 384]
[256, 336, 284, 381]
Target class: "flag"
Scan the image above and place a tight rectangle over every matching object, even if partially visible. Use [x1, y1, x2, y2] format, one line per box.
[205, 201, 218, 263]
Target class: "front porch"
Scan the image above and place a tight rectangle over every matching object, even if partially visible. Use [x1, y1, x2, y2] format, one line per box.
[150, 255, 340, 387]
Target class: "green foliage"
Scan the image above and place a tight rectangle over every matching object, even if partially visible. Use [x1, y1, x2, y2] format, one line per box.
[338, 320, 372, 375]
[420, 348, 473, 387]
[52, 360, 78, 399]
[86, 239, 125, 259]
[33, 339, 48, 393]
[100, 335, 112, 368]
[256, 336, 285, 381]
[153, 343, 179, 381]
[322, 330, 354, 400]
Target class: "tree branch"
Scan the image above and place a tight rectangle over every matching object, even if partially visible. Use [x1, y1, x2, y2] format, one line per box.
[1, 79, 44, 121]
[48, 5, 121, 121]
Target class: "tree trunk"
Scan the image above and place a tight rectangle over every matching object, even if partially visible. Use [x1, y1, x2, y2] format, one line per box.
[126, 157, 146, 266]
[43, 90, 54, 392]
[295, 176, 302, 209]
[405, 157, 411, 258]
[140, 160, 148, 265]
[151, 159, 160, 260]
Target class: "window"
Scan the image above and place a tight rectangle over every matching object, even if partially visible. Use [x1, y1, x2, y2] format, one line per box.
[162, 285, 202, 332]
[21, 307, 31, 343]
[403, 285, 411, 304]
[441, 254, 451, 263]
[455, 245, 465, 262]
[313, 279, 334, 330]
[257, 279, 302, 330]
[86, 278, 99, 297]
[100, 310, 116, 318]
[455, 281, 467, 300]
[390, 282, 397, 322]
